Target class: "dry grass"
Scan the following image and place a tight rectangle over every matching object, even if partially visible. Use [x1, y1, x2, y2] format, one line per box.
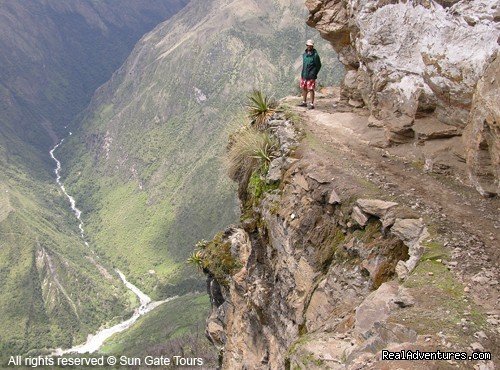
[227, 126, 278, 181]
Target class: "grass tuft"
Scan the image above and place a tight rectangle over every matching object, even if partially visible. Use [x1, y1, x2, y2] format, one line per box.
[227, 126, 278, 181]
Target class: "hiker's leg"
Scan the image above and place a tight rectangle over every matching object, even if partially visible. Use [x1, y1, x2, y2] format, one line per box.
[310, 89, 315, 105]
[302, 88, 308, 103]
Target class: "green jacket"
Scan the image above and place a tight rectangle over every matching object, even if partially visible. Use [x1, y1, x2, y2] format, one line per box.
[301, 49, 321, 80]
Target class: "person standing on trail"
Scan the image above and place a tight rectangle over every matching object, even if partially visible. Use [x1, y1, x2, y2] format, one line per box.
[298, 39, 321, 110]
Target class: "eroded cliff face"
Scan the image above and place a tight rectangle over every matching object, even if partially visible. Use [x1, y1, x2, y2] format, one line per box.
[202, 102, 499, 369]
[464, 57, 500, 196]
[305, 0, 499, 195]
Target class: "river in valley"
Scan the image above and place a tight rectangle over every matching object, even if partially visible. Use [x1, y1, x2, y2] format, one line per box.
[49, 137, 175, 354]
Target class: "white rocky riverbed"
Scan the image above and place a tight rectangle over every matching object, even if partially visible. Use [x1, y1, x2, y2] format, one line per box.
[49, 137, 175, 354]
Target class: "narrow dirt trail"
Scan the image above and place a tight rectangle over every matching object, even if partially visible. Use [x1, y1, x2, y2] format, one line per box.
[285, 94, 499, 314]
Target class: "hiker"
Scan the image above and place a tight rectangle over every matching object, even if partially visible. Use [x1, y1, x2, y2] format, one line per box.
[298, 39, 321, 110]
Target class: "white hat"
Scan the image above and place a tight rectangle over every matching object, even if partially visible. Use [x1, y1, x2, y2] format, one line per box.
[306, 39, 314, 46]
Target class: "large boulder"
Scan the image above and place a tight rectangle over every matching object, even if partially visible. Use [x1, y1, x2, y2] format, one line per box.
[356, 199, 398, 219]
[391, 218, 429, 275]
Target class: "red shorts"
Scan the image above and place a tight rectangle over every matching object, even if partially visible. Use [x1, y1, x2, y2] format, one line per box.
[300, 78, 316, 91]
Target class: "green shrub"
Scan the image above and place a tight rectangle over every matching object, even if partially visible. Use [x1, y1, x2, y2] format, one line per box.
[187, 233, 242, 286]
[247, 170, 279, 206]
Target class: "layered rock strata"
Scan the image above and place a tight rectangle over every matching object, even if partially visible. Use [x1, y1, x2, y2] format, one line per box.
[464, 56, 500, 196]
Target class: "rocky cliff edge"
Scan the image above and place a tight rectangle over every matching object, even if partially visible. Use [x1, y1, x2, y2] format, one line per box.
[201, 91, 499, 369]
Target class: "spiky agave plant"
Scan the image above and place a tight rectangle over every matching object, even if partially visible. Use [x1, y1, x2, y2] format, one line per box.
[246, 89, 276, 129]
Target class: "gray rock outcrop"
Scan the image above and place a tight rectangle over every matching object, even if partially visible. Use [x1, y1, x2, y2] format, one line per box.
[463, 53, 500, 196]
[306, 0, 499, 195]
[201, 115, 456, 369]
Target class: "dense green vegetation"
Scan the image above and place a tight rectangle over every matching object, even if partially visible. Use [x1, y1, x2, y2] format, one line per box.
[188, 234, 242, 286]
[0, 163, 132, 362]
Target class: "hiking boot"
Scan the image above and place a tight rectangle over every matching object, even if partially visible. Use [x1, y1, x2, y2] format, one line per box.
[297, 102, 307, 107]
[308, 104, 315, 110]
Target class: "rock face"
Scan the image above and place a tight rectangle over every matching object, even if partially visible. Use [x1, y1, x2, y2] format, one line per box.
[202, 98, 499, 367]
[464, 54, 500, 196]
[305, 0, 499, 195]
[202, 113, 444, 369]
